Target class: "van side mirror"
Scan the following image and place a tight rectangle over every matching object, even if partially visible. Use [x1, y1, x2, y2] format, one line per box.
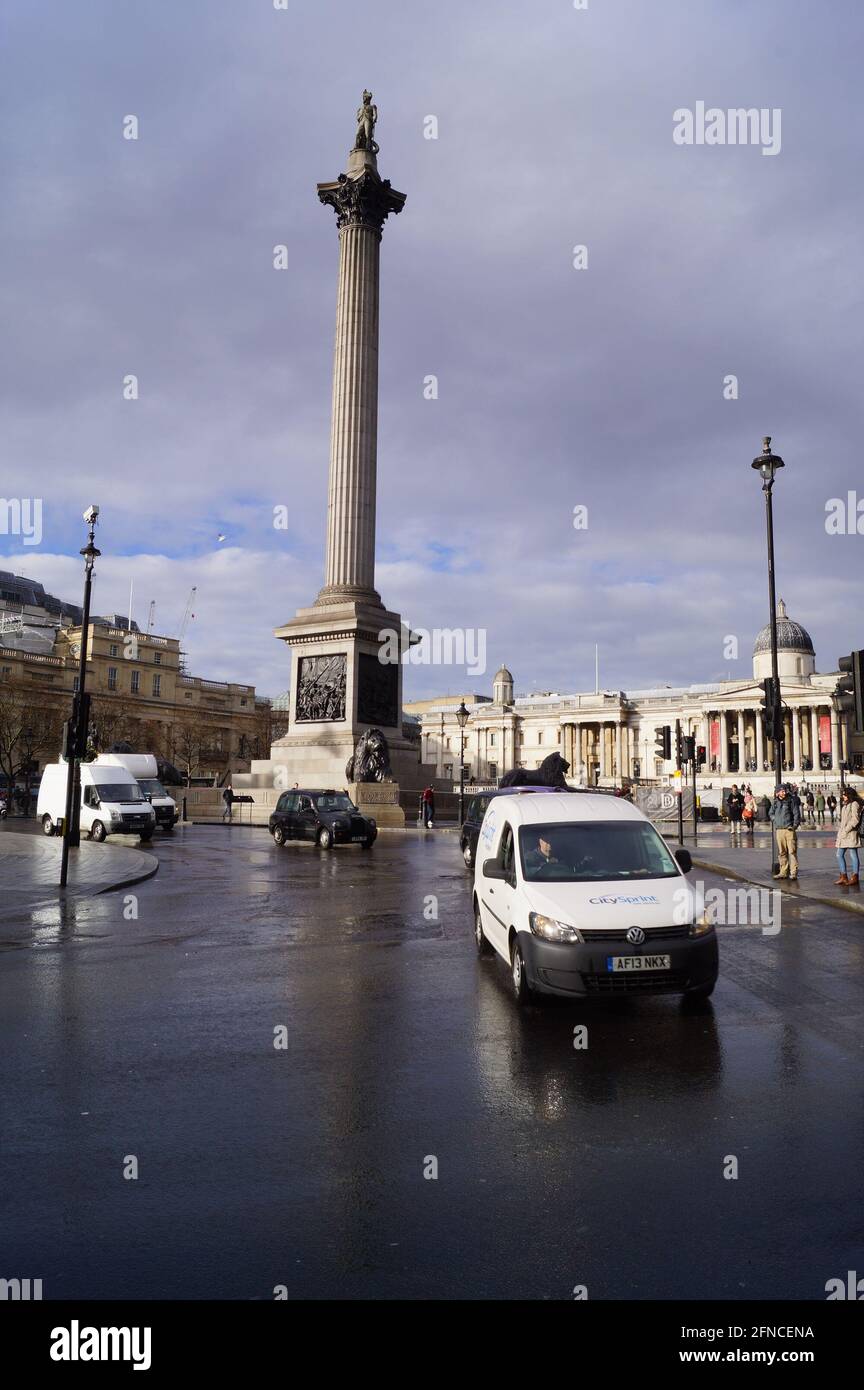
[482, 859, 508, 880]
[674, 848, 693, 874]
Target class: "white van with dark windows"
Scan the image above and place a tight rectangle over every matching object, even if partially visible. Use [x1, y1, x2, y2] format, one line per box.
[37, 762, 156, 842]
[473, 792, 717, 1004]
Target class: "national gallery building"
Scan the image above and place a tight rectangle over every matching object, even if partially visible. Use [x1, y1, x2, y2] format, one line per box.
[405, 603, 862, 793]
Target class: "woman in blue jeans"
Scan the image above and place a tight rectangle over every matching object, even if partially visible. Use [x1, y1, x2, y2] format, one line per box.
[835, 788, 862, 886]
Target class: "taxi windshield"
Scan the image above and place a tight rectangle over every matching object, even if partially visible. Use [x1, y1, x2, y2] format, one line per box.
[314, 794, 355, 812]
[518, 821, 680, 882]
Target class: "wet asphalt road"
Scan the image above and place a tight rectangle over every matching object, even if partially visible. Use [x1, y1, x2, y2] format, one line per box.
[1, 825, 863, 1301]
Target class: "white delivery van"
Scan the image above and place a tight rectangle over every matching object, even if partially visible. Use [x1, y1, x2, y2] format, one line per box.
[37, 762, 156, 842]
[94, 753, 179, 831]
[473, 792, 717, 1005]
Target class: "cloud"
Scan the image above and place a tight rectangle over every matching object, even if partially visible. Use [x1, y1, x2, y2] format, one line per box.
[2, 0, 862, 700]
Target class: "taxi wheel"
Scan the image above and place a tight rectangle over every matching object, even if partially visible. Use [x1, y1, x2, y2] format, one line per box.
[474, 904, 493, 957]
[317, 827, 332, 850]
[510, 939, 533, 1004]
[273, 825, 286, 846]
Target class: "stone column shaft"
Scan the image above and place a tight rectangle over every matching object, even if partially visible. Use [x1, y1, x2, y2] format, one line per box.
[323, 221, 380, 599]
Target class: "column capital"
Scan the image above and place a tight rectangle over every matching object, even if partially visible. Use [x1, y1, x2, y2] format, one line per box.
[318, 169, 406, 237]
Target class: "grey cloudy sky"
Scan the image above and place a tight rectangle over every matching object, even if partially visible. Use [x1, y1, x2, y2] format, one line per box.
[2, 0, 862, 700]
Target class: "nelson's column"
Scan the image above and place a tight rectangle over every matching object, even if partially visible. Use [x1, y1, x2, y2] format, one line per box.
[255, 94, 421, 823]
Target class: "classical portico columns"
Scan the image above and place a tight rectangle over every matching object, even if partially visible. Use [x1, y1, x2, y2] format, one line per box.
[755, 707, 764, 770]
[737, 711, 746, 772]
[792, 709, 802, 772]
[810, 708, 820, 768]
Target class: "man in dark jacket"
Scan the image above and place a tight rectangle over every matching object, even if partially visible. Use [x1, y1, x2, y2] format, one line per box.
[769, 785, 802, 880]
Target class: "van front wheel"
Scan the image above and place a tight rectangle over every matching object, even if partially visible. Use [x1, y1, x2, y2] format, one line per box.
[90, 821, 107, 843]
[511, 939, 534, 1005]
[42, 815, 55, 837]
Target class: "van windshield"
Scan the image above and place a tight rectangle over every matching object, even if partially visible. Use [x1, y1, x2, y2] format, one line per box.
[518, 821, 680, 882]
[92, 783, 146, 803]
[139, 779, 169, 798]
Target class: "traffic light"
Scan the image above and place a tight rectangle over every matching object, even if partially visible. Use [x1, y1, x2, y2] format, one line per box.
[838, 651, 864, 734]
[654, 725, 671, 759]
[674, 726, 683, 764]
[760, 676, 782, 743]
[683, 735, 696, 764]
[62, 692, 91, 762]
[696, 744, 707, 768]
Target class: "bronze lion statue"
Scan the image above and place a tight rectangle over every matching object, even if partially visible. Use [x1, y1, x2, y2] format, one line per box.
[346, 728, 393, 783]
[499, 751, 571, 789]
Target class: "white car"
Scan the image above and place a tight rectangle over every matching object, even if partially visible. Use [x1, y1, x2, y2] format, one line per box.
[473, 792, 717, 1004]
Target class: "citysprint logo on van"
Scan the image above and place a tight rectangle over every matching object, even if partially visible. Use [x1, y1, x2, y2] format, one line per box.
[674, 882, 780, 935]
[377, 622, 486, 676]
[0, 496, 42, 545]
[673, 101, 781, 156]
[589, 894, 659, 905]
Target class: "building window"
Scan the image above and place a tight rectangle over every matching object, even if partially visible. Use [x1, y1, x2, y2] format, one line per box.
[445, 737, 451, 749]
[154, 652, 161, 665]
[489, 732, 496, 747]
[537, 731, 543, 745]
[107, 667, 118, 691]
[240, 697, 247, 707]
[73, 675, 80, 692]
[131, 670, 140, 694]
[1, 665, 11, 677]
[153, 674, 162, 697]
[489, 762, 498, 780]
[109, 644, 118, 657]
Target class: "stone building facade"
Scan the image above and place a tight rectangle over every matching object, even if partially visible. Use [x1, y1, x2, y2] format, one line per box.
[0, 572, 268, 781]
[406, 604, 862, 794]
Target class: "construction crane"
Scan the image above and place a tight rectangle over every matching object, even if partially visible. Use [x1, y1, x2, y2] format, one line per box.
[146, 600, 156, 633]
[178, 587, 197, 643]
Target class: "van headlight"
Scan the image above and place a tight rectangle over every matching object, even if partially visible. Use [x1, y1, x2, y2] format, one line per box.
[689, 912, 714, 937]
[529, 912, 583, 943]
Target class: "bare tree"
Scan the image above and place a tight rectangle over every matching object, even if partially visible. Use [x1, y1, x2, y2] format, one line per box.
[0, 679, 64, 790]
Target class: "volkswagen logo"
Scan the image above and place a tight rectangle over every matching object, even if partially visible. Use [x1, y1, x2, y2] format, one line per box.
[626, 927, 645, 945]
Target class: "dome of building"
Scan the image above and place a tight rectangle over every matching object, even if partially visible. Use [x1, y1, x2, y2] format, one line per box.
[753, 599, 814, 657]
[494, 665, 513, 682]
[752, 600, 816, 683]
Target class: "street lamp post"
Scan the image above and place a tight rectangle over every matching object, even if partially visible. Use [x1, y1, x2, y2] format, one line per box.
[23, 728, 33, 817]
[751, 437, 784, 873]
[456, 700, 470, 826]
[60, 506, 101, 888]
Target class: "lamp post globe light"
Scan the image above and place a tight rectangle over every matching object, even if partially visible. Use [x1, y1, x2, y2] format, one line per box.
[751, 437, 785, 871]
[456, 699, 470, 826]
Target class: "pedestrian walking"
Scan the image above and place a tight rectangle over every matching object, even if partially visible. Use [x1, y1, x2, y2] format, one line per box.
[727, 784, 744, 836]
[815, 790, 825, 826]
[769, 785, 802, 881]
[805, 789, 815, 824]
[834, 788, 862, 887]
[222, 784, 235, 822]
[742, 789, 757, 834]
[827, 793, 837, 825]
[421, 784, 435, 828]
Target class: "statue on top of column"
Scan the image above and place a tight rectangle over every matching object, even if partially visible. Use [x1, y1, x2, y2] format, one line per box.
[354, 90, 379, 155]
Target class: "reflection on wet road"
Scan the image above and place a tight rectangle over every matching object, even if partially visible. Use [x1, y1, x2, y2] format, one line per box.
[1, 826, 862, 1300]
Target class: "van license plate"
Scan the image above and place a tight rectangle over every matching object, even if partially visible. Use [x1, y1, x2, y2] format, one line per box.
[606, 954, 671, 972]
